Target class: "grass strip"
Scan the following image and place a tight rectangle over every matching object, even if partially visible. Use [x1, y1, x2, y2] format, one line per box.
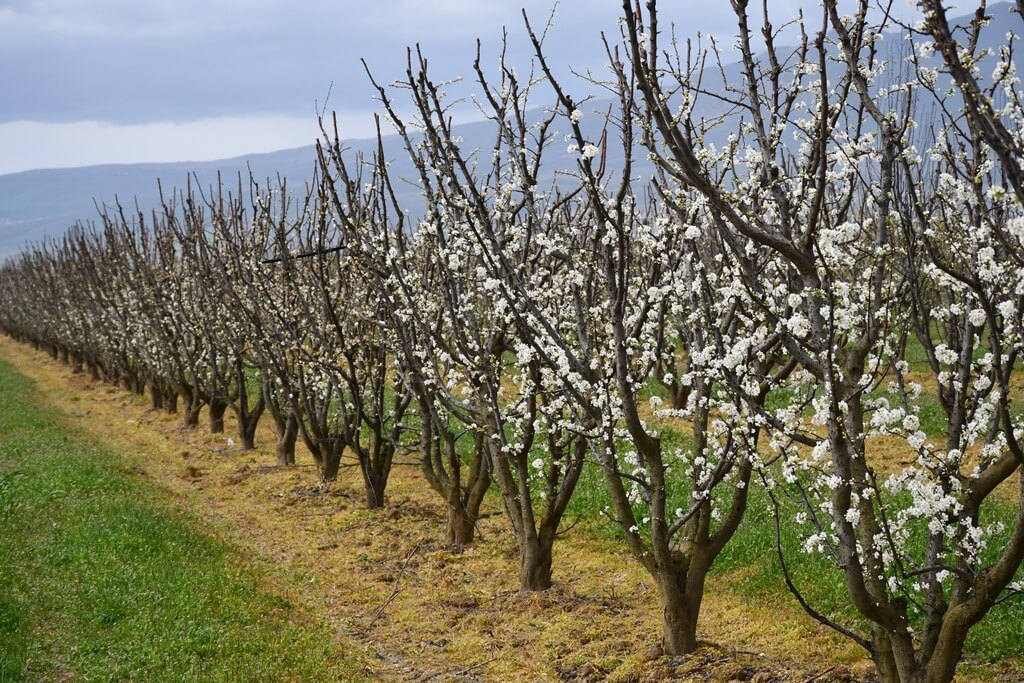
[0, 358, 364, 682]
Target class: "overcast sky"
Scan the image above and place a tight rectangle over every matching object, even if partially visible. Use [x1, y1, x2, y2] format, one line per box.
[1, 0, 898, 174]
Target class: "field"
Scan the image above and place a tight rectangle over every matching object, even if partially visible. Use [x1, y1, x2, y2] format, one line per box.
[4, 2, 1024, 682]
[0, 337, 1020, 682]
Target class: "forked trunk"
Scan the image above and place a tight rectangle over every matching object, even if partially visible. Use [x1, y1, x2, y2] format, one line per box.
[180, 385, 204, 429]
[869, 623, 967, 683]
[919, 621, 969, 683]
[422, 422, 490, 548]
[184, 404, 202, 428]
[871, 627, 902, 683]
[358, 437, 395, 509]
[233, 383, 265, 451]
[238, 418, 257, 450]
[445, 469, 489, 547]
[264, 381, 295, 465]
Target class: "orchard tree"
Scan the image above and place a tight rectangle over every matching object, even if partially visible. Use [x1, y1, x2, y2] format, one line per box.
[317, 124, 493, 544]
[339, 43, 593, 586]
[621, 0, 1024, 678]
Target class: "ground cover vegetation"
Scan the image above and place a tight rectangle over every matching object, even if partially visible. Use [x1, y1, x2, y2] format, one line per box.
[0, 2, 1023, 681]
[0, 358, 365, 682]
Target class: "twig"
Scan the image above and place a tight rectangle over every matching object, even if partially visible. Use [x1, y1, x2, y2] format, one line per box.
[362, 541, 423, 631]
[261, 244, 345, 264]
[555, 515, 584, 537]
[802, 666, 837, 683]
[419, 656, 500, 681]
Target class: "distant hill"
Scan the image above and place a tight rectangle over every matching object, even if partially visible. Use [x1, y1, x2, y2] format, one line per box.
[0, 145, 327, 258]
[0, 109, 640, 256]
[0, 111, 644, 258]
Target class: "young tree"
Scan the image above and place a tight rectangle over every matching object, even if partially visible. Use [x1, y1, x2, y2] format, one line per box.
[342, 44, 592, 586]
[206, 178, 303, 464]
[317, 126, 493, 544]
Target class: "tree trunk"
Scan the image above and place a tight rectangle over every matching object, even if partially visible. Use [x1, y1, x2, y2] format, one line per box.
[184, 404, 202, 428]
[208, 398, 227, 433]
[519, 536, 553, 591]
[360, 445, 390, 509]
[275, 414, 298, 466]
[233, 389, 264, 451]
[446, 504, 477, 546]
[164, 390, 178, 414]
[264, 381, 295, 465]
[238, 417, 257, 450]
[181, 386, 203, 429]
[920, 621, 968, 683]
[422, 423, 491, 548]
[446, 497, 481, 544]
[871, 627, 902, 683]
[867, 624, 964, 683]
[321, 440, 343, 481]
[150, 382, 164, 410]
[659, 574, 700, 656]
[364, 472, 387, 510]
[322, 454, 342, 481]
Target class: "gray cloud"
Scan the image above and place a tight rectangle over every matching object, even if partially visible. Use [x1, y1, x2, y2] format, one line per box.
[0, 1, 813, 123]
[0, 0, 920, 172]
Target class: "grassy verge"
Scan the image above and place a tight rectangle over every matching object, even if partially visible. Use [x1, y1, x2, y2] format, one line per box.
[0, 358, 364, 682]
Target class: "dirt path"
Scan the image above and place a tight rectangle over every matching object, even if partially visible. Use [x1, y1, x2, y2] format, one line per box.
[2, 336, 1014, 682]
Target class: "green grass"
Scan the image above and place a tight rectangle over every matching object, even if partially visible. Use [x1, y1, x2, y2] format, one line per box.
[0, 358, 365, 682]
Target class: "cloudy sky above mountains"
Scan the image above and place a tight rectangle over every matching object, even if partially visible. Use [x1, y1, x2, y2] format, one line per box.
[1, 0, 914, 174]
